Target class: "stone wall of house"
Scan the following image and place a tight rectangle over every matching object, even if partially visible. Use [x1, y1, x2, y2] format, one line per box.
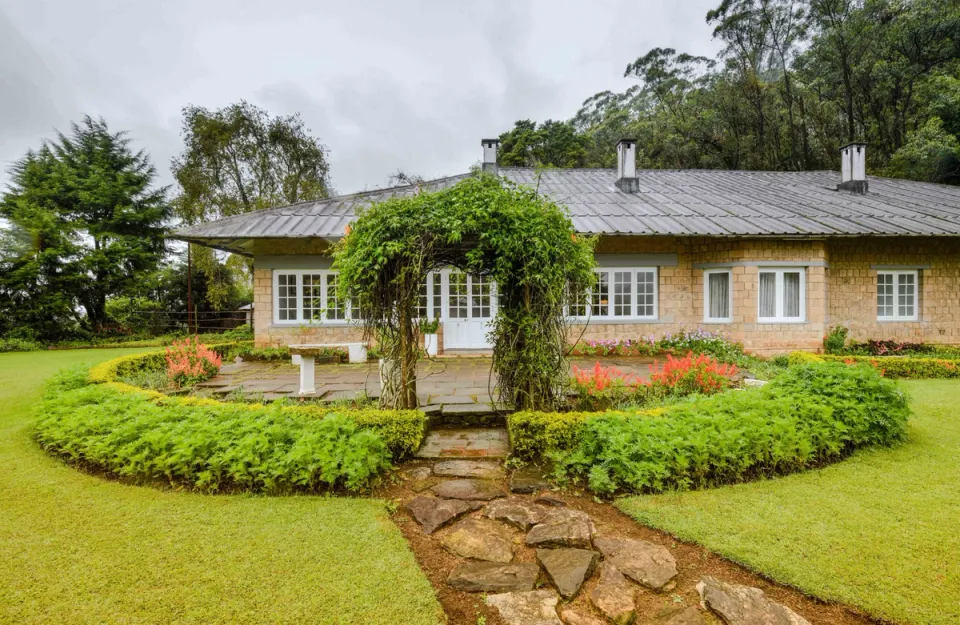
[250, 235, 959, 354]
[826, 237, 960, 344]
[572, 237, 828, 355]
[252, 267, 365, 347]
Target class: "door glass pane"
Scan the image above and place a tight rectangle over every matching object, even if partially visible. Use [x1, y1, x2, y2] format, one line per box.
[636, 270, 656, 317]
[898, 273, 915, 318]
[325, 273, 345, 320]
[448, 271, 468, 319]
[569, 283, 588, 317]
[783, 272, 801, 318]
[877, 273, 894, 317]
[758, 272, 776, 318]
[277, 273, 298, 321]
[416, 277, 428, 319]
[471, 274, 492, 319]
[591, 271, 609, 317]
[432, 273, 442, 319]
[708, 272, 730, 319]
[303, 274, 324, 321]
[613, 271, 632, 316]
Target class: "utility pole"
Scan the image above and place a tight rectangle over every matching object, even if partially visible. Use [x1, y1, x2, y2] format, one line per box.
[187, 244, 194, 334]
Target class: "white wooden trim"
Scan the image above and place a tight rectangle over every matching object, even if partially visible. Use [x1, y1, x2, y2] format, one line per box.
[569, 267, 659, 322]
[271, 269, 358, 326]
[757, 267, 806, 323]
[876, 269, 920, 322]
[703, 269, 733, 323]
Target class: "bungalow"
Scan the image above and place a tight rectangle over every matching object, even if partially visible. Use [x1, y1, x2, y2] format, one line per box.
[176, 139, 960, 356]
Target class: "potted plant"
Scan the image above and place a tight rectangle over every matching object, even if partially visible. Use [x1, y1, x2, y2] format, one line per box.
[419, 317, 440, 356]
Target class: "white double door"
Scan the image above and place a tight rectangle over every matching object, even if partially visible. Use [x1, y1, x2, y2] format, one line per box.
[441, 270, 496, 350]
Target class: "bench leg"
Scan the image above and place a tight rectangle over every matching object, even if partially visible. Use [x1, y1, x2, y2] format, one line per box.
[299, 356, 316, 395]
[347, 344, 367, 364]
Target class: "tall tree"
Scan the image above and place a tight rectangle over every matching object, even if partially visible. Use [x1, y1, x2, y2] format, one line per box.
[0, 117, 170, 339]
[495, 0, 960, 185]
[171, 101, 332, 308]
[497, 120, 589, 167]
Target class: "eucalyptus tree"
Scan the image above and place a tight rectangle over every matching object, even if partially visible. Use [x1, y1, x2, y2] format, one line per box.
[171, 101, 332, 309]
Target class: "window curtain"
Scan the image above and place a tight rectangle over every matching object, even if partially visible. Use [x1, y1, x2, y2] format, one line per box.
[758, 273, 776, 318]
[709, 273, 730, 319]
[783, 272, 801, 318]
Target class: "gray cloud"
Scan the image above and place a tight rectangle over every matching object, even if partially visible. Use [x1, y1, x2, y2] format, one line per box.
[0, 0, 719, 196]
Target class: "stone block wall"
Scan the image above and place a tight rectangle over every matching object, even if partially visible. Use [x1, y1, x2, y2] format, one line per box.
[250, 235, 959, 354]
[574, 237, 828, 355]
[826, 237, 960, 344]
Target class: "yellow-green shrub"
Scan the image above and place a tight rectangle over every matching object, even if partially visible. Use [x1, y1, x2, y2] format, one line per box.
[787, 351, 824, 366]
[508, 407, 664, 459]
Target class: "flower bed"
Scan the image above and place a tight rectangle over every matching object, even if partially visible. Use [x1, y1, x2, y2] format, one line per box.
[568, 352, 737, 411]
[35, 350, 428, 493]
[509, 361, 909, 494]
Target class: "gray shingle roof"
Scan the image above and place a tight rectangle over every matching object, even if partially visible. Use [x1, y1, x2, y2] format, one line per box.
[175, 167, 960, 246]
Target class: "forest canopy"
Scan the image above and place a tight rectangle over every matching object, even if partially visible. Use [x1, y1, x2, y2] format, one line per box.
[497, 0, 960, 184]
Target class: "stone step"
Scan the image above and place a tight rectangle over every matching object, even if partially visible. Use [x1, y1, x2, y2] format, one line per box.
[414, 427, 510, 459]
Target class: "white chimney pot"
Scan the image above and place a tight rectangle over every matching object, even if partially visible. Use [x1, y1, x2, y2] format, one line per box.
[615, 138, 638, 192]
[481, 139, 499, 174]
[839, 142, 868, 193]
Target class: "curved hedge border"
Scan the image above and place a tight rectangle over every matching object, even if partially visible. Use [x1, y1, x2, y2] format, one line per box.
[789, 351, 960, 378]
[34, 349, 427, 493]
[510, 361, 910, 495]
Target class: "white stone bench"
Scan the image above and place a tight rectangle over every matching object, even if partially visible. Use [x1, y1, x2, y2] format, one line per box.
[288, 343, 368, 395]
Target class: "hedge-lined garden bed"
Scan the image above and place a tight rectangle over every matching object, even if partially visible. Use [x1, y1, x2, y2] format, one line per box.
[789, 350, 960, 379]
[34, 350, 427, 493]
[508, 361, 910, 495]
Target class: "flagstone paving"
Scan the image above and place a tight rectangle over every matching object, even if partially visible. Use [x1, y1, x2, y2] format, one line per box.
[394, 462, 818, 625]
[198, 356, 658, 410]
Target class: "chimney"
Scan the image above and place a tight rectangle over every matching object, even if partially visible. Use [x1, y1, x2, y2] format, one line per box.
[838, 142, 868, 194]
[481, 138, 499, 175]
[615, 138, 638, 193]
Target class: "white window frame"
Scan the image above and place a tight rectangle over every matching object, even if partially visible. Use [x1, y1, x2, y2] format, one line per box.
[272, 269, 357, 326]
[569, 267, 659, 321]
[703, 269, 733, 323]
[877, 270, 919, 322]
[757, 267, 806, 323]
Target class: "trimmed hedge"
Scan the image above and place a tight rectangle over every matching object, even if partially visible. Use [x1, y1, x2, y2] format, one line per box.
[36, 350, 428, 493]
[820, 354, 960, 379]
[510, 362, 909, 495]
[787, 351, 960, 378]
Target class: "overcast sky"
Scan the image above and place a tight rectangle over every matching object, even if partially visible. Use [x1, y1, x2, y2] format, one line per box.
[1, 0, 720, 197]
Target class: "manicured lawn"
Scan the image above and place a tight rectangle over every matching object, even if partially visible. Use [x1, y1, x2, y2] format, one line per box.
[619, 379, 960, 625]
[0, 349, 441, 625]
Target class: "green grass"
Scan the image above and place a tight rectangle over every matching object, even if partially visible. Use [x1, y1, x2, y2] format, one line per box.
[0, 349, 441, 625]
[618, 379, 960, 625]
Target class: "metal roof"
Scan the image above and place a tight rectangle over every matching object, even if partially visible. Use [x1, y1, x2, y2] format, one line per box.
[175, 168, 960, 250]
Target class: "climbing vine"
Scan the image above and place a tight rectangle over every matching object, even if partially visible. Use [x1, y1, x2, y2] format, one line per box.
[334, 174, 595, 410]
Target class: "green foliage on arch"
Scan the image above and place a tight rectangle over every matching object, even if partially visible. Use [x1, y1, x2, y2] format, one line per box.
[333, 174, 596, 410]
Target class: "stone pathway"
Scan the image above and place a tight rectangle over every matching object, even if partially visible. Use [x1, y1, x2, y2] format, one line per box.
[399, 459, 813, 625]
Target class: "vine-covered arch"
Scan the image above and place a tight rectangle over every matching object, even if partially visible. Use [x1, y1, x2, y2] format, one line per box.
[334, 174, 596, 411]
